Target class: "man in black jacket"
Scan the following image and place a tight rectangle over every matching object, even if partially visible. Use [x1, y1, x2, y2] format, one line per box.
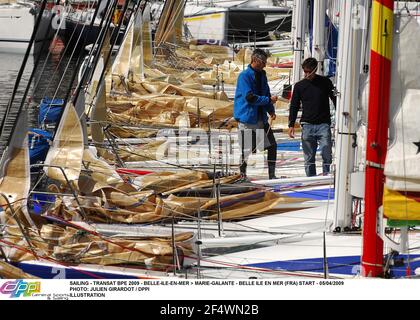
[288, 57, 336, 177]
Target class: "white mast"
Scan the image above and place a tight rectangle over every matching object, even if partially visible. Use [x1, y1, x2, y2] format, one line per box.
[312, 0, 326, 75]
[292, 0, 307, 85]
[333, 0, 365, 230]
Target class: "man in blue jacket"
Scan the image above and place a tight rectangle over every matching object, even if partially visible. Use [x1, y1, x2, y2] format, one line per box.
[234, 49, 278, 180]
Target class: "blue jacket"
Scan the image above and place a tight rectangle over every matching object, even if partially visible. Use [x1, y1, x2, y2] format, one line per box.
[233, 65, 275, 125]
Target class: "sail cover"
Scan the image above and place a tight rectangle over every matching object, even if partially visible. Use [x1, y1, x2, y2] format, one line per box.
[383, 16, 420, 220]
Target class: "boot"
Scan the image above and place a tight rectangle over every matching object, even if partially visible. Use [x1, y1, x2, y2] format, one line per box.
[240, 161, 247, 177]
[268, 165, 277, 180]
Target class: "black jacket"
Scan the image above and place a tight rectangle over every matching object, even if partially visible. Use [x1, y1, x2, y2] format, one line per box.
[288, 75, 336, 127]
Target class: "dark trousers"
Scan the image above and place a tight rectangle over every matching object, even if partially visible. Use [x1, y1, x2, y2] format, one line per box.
[239, 122, 277, 178]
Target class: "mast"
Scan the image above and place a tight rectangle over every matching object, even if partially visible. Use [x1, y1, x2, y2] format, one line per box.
[312, 0, 326, 75]
[154, 0, 186, 50]
[292, 0, 307, 85]
[362, 0, 394, 277]
[333, 0, 364, 230]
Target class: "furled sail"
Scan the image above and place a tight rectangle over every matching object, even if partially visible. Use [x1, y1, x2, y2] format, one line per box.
[86, 29, 110, 147]
[130, 5, 144, 81]
[112, 15, 134, 82]
[44, 102, 84, 186]
[383, 16, 420, 220]
[90, 76, 107, 146]
[82, 148, 123, 186]
[142, 2, 153, 67]
[106, 6, 147, 93]
[0, 109, 35, 227]
[85, 52, 105, 118]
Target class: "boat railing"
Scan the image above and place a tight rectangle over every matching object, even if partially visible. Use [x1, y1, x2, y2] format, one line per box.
[30, 164, 87, 219]
[0, 193, 39, 260]
[236, 39, 291, 47]
[236, 39, 293, 54]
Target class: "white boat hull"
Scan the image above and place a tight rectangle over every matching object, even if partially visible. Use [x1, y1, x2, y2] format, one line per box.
[0, 3, 34, 54]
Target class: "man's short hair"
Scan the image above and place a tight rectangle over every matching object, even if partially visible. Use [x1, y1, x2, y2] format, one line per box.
[302, 57, 318, 70]
[251, 49, 269, 62]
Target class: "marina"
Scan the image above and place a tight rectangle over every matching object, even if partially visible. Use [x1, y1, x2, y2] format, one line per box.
[1, 0, 420, 292]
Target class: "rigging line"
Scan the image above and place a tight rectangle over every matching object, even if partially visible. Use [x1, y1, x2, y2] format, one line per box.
[44, 0, 115, 103]
[86, 2, 119, 77]
[21, 0, 63, 101]
[39, 239, 178, 270]
[65, 3, 108, 106]
[85, 0, 133, 112]
[61, 0, 118, 113]
[46, 0, 117, 143]
[2, 229, 76, 253]
[53, 249, 178, 271]
[38, 1, 93, 107]
[273, 8, 293, 33]
[258, 180, 333, 194]
[32, 2, 71, 96]
[0, 0, 48, 140]
[35, 193, 211, 221]
[61, 0, 115, 101]
[0, 198, 39, 260]
[196, 25, 290, 36]
[29, 170, 50, 200]
[49, 25, 88, 104]
[106, 130, 212, 174]
[72, 0, 123, 104]
[37, 35, 78, 117]
[15, 4, 66, 132]
[168, 212, 327, 233]
[104, 125, 127, 168]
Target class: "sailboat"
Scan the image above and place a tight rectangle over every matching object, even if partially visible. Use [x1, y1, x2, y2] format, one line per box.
[0, 0, 57, 54]
[0, 0, 294, 279]
[189, 0, 420, 279]
[4, 0, 419, 282]
[0, 0, 201, 279]
[181, 0, 292, 45]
